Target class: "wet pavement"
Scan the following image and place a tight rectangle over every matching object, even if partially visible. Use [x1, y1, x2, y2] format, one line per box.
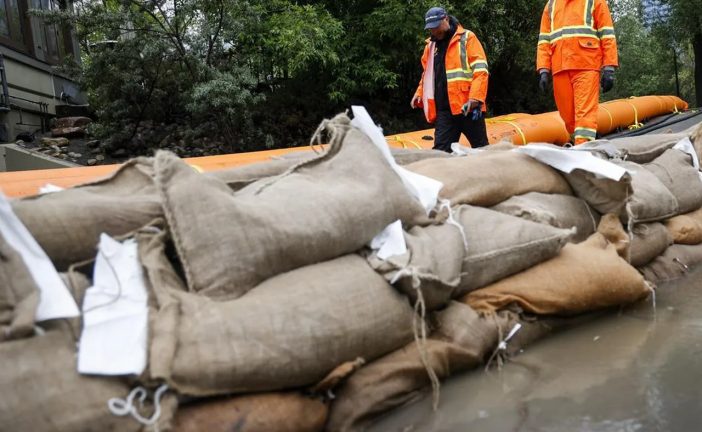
[369, 267, 702, 432]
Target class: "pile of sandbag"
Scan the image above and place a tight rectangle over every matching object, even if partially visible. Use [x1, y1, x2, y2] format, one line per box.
[2, 111, 701, 432]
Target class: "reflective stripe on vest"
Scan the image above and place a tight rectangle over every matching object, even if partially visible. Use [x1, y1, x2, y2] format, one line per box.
[540, 0, 613, 45]
[447, 32, 473, 83]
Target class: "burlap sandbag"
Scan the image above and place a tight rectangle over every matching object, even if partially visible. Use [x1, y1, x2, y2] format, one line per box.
[326, 301, 506, 432]
[0, 324, 175, 432]
[370, 206, 573, 306]
[638, 243, 702, 284]
[141, 230, 414, 396]
[564, 161, 678, 224]
[0, 233, 39, 342]
[490, 192, 600, 243]
[464, 231, 651, 315]
[608, 132, 688, 163]
[12, 157, 161, 269]
[630, 223, 672, 267]
[390, 148, 451, 165]
[173, 393, 328, 432]
[206, 157, 303, 191]
[456, 206, 574, 294]
[405, 151, 573, 207]
[365, 220, 466, 311]
[596, 213, 631, 260]
[644, 148, 702, 214]
[665, 208, 702, 245]
[156, 115, 426, 299]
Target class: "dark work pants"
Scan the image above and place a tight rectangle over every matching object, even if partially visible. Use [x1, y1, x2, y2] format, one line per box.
[433, 110, 489, 152]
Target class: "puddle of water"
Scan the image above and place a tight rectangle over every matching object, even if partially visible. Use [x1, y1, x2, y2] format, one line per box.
[369, 267, 702, 432]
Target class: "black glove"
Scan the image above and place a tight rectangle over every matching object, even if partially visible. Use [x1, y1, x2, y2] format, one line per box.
[601, 68, 615, 93]
[538, 71, 550, 93]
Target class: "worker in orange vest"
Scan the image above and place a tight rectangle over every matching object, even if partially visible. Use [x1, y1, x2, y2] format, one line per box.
[537, 0, 618, 144]
[411, 7, 490, 152]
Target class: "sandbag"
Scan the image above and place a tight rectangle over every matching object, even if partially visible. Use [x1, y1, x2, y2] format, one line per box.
[365, 220, 466, 311]
[644, 148, 702, 214]
[405, 151, 572, 207]
[630, 223, 672, 267]
[665, 208, 702, 245]
[464, 231, 651, 316]
[456, 206, 574, 294]
[490, 192, 600, 243]
[607, 132, 688, 163]
[206, 157, 304, 191]
[564, 161, 678, 223]
[0, 325, 175, 432]
[638, 243, 702, 284]
[141, 230, 415, 396]
[156, 115, 426, 299]
[326, 302, 506, 432]
[12, 157, 161, 269]
[173, 393, 327, 432]
[390, 148, 451, 165]
[0, 232, 39, 342]
[596, 213, 631, 260]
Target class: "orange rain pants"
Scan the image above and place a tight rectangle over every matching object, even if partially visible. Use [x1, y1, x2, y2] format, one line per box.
[552, 70, 600, 144]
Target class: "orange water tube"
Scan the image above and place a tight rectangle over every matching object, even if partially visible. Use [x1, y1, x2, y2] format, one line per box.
[387, 95, 688, 147]
[0, 95, 690, 198]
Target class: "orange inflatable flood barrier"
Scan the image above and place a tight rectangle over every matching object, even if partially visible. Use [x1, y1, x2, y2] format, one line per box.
[0, 95, 689, 198]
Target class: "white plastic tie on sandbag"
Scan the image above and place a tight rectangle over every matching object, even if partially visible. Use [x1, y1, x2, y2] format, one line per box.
[108, 384, 169, 428]
[38, 183, 65, 194]
[673, 137, 702, 182]
[78, 234, 148, 376]
[514, 144, 629, 181]
[370, 220, 407, 261]
[350, 105, 443, 214]
[0, 192, 79, 321]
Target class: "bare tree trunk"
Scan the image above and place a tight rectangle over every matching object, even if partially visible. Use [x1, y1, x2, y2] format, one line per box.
[694, 31, 702, 108]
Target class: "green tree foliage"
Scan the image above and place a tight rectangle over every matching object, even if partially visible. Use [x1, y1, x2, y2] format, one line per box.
[43, 0, 699, 153]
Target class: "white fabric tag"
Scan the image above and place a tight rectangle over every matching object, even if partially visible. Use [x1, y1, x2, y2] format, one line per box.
[514, 144, 629, 181]
[370, 220, 407, 260]
[78, 234, 148, 376]
[351, 106, 444, 260]
[0, 192, 79, 321]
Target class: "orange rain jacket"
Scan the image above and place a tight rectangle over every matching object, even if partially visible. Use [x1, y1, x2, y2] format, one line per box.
[414, 25, 489, 123]
[537, 0, 618, 74]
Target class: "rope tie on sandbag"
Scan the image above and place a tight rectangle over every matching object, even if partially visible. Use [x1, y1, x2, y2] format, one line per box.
[485, 321, 522, 372]
[108, 384, 169, 431]
[253, 114, 349, 195]
[439, 199, 469, 252]
[404, 270, 441, 411]
[644, 281, 656, 316]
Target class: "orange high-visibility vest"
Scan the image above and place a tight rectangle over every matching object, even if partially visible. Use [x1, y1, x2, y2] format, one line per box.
[537, 0, 618, 74]
[414, 25, 489, 124]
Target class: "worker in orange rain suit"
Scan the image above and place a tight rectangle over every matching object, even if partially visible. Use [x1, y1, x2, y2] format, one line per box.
[411, 7, 490, 152]
[537, 0, 618, 144]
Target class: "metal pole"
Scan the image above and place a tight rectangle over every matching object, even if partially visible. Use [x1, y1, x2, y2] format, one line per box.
[0, 53, 9, 108]
[673, 47, 680, 98]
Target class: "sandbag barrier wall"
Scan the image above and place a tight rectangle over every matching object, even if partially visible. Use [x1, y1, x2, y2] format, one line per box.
[1, 117, 702, 432]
